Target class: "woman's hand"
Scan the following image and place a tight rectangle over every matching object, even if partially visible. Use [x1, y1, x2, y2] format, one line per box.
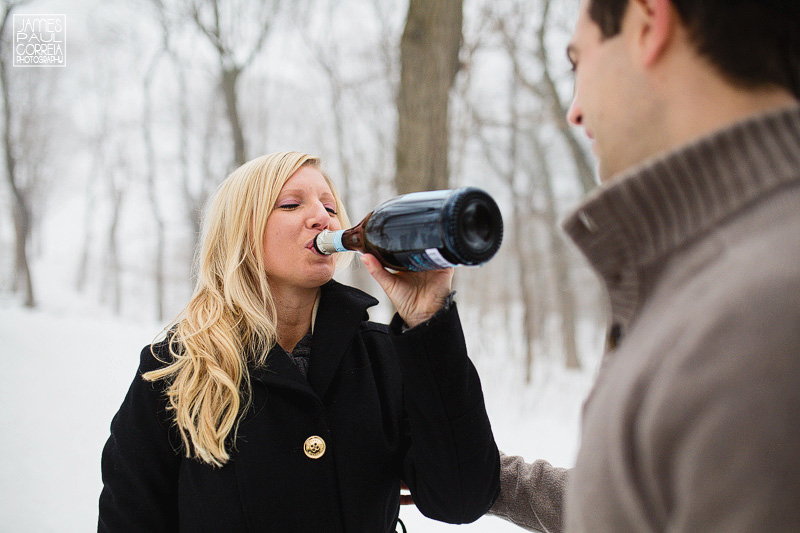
[360, 254, 454, 329]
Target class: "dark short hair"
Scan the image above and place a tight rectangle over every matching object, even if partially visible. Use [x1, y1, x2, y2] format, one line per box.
[587, 0, 800, 98]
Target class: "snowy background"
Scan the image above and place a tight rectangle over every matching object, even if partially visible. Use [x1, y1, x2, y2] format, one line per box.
[0, 252, 599, 532]
[0, 0, 604, 530]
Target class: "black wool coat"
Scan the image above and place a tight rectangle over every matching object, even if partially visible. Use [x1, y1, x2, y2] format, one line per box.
[99, 280, 500, 532]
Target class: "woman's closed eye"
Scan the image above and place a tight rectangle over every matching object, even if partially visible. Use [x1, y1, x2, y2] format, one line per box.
[277, 201, 337, 216]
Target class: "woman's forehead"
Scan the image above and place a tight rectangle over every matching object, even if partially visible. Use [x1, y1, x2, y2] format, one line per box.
[279, 166, 334, 197]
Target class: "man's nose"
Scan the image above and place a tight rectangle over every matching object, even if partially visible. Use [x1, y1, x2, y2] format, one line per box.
[567, 96, 583, 126]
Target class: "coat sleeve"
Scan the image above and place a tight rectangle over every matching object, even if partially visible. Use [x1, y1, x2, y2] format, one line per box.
[98, 344, 181, 532]
[390, 302, 500, 524]
[487, 453, 569, 532]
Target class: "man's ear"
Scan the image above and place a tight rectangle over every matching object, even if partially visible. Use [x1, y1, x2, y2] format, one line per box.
[628, 0, 679, 67]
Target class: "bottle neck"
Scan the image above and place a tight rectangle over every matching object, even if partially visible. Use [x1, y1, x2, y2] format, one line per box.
[313, 214, 374, 255]
[314, 229, 349, 254]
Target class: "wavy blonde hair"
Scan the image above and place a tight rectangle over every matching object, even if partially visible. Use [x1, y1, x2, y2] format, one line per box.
[144, 151, 350, 467]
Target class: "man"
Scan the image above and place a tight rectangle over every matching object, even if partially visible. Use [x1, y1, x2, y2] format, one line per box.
[487, 0, 800, 531]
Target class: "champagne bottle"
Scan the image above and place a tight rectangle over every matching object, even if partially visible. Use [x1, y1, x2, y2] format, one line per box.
[314, 187, 503, 271]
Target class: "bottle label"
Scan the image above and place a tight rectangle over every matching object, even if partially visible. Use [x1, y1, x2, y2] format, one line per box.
[424, 248, 456, 268]
[333, 231, 348, 253]
[393, 248, 456, 271]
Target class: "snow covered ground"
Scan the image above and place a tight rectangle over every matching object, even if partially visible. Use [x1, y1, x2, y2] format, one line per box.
[0, 262, 598, 532]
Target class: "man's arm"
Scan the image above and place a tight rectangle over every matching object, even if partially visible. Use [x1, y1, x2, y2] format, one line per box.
[488, 453, 569, 532]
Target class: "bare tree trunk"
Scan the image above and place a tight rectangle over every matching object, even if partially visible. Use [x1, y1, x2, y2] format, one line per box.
[172, 51, 204, 297]
[532, 0, 582, 368]
[0, 3, 34, 307]
[189, 0, 281, 170]
[449, 7, 492, 186]
[76, 150, 101, 292]
[504, 77, 537, 382]
[101, 171, 124, 314]
[472, 72, 547, 382]
[310, 39, 381, 295]
[396, 0, 463, 193]
[77, 57, 112, 293]
[142, 52, 167, 322]
[220, 66, 246, 167]
[522, 229, 547, 383]
[530, 132, 581, 370]
[109, 191, 123, 314]
[198, 93, 224, 229]
[173, 52, 201, 245]
[313, 47, 351, 211]
[489, 0, 587, 370]
[496, 0, 594, 195]
[535, 0, 594, 193]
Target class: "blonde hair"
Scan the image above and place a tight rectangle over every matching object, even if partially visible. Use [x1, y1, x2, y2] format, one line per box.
[144, 151, 350, 467]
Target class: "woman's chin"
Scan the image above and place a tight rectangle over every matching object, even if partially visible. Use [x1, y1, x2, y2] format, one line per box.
[303, 266, 336, 288]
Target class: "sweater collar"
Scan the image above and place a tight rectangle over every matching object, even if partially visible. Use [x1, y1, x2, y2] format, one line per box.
[563, 104, 800, 331]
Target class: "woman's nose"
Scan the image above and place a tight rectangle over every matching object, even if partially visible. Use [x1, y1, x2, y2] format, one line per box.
[307, 202, 330, 230]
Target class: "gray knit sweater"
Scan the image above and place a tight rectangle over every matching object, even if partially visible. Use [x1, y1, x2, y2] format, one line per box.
[489, 104, 800, 532]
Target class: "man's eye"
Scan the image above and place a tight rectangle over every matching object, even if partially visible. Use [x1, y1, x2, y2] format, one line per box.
[567, 47, 577, 73]
[568, 58, 577, 73]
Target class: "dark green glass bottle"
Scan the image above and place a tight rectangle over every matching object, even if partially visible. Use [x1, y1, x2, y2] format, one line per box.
[314, 187, 503, 271]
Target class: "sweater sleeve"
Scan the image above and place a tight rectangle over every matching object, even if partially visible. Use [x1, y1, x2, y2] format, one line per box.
[98, 344, 181, 532]
[390, 302, 500, 524]
[487, 453, 569, 532]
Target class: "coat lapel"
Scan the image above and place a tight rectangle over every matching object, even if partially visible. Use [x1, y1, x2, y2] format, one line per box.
[307, 280, 378, 399]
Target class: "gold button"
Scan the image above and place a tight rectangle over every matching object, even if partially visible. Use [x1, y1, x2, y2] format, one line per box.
[303, 436, 326, 459]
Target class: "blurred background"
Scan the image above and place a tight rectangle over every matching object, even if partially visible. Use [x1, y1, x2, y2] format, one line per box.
[0, 0, 605, 530]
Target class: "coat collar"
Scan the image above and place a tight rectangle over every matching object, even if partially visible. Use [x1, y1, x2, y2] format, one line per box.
[307, 280, 379, 399]
[251, 280, 379, 399]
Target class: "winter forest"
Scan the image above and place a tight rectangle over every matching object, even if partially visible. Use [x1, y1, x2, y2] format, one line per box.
[1, 0, 605, 530]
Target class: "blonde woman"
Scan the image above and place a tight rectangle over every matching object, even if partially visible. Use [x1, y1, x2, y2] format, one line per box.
[98, 152, 499, 532]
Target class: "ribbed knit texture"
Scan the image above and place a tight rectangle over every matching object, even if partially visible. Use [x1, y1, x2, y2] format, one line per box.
[490, 103, 800, 533]
[563, 104, 800, 335]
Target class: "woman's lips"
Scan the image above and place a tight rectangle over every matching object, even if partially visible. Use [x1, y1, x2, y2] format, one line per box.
[306, 237, 326, 256]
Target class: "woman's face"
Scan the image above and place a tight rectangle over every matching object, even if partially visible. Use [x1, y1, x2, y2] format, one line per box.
[262, 165, 343, 292]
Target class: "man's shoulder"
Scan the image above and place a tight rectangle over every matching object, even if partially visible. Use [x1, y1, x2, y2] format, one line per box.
[713, 178, 800, 308]
[664, 177, 800, 305]
[632, 184, 800, 381]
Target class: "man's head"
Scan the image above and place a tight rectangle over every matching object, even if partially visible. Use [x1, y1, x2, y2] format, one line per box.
[567, 0, 799, 182]
[588, 0, 800, 98]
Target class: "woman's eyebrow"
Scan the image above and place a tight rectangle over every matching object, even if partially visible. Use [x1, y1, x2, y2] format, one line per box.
[277, 188, 335, 201]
